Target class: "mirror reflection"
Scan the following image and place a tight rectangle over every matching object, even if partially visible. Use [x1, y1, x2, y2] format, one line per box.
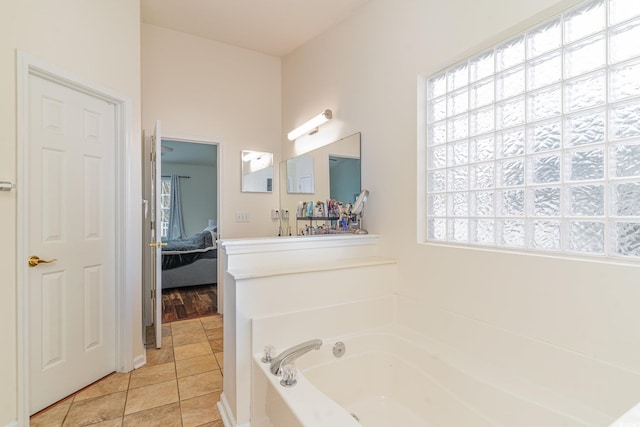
[280, 132, 361, 234]
[329, 155, 361, 204]
[241, 150, 273, 192]
[286, 156, 315, 193]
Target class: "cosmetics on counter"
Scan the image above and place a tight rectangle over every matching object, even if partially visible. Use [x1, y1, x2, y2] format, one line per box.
[295, 199, 359, 235]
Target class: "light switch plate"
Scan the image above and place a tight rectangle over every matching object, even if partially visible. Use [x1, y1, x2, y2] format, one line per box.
[235, 211, 249, 222]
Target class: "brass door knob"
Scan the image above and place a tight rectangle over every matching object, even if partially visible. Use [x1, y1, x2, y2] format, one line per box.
[148, 242, 168, 248]
[28, 256, 58, 267]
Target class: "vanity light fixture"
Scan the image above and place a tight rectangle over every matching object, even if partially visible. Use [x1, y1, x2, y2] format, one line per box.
[287, 109, 332, 141]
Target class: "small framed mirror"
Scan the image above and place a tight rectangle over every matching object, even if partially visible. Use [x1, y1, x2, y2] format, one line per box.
[241, 150, 274, 193]
[286, 156, 315, 193]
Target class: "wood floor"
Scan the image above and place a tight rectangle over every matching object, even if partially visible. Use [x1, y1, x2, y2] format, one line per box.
[162, 283, 217, 323]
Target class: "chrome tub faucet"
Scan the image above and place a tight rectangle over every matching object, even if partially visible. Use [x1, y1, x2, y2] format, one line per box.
[269, 339, 323, 375]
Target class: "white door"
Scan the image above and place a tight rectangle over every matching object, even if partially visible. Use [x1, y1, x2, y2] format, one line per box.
[150, 120, 163, 348]
[28, 74, 117, 414]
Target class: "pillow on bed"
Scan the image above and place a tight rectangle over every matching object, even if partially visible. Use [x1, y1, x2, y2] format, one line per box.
[204, 223, 218, 241]
[203, 230, 216, 247]
[204, 229, 217, 242]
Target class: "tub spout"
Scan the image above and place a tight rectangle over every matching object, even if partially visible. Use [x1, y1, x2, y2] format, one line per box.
[270, 339, 322, 375]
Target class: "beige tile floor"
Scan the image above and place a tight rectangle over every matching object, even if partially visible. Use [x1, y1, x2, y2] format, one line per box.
[30, 315, 224, 427]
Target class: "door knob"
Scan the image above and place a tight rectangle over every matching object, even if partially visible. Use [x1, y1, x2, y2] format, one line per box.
[28, 255, 58, 267]
[148, 242, 168, 248]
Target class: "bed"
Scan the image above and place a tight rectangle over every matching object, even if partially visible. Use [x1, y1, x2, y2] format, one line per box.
[161, 229, 218, 289]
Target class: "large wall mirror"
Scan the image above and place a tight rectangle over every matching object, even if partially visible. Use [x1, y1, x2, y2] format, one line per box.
[280, 132, 361, 229]
[241, 150, 274, 192]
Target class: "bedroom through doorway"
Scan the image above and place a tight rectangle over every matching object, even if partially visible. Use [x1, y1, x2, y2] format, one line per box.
[159, 139, 219, 324]
[143, 127, 221, 348]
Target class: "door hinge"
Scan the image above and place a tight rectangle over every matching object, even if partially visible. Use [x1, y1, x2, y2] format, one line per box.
[150, 151, 156, 162]
[151, 289, 156, 300]
[150, 220, 155, 230]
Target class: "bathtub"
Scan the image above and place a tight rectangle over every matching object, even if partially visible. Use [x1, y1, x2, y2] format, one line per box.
[251, 325, 602, 427]
[251, 326, 491, 427]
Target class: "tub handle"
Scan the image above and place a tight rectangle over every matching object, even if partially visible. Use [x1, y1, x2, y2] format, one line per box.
[280, 364, 297, 387]
[262, 345, 275, 363]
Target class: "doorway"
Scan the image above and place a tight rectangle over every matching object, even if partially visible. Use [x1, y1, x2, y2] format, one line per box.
[143, 136, 220, 342]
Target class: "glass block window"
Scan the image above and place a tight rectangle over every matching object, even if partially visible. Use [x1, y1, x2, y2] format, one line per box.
[426, 0, 640, 258]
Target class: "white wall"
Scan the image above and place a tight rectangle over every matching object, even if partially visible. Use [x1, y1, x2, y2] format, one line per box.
[142, 24, 282, 239]
[282, 0, 640, 422]
[0, 1, 142, 424]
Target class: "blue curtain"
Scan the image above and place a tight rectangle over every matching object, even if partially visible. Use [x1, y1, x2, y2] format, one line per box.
[167, 174, 186, 240]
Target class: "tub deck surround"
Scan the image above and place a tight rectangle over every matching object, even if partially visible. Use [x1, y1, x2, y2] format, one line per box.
[252, 322, 610, 427]
[216, 234, 384, 313]
[228, 255, 396, 280]
[219, 233, 381, 253]
[217, 234, 397, 427]
[251, 354, 361, 427]
[220, 234, 383, 274]
[217, 233, 626, 427]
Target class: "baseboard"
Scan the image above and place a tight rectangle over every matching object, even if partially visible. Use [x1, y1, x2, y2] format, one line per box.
[133, 352, 147, 370]
[4, 420, 18, 427]
[218, 393, 249, 427]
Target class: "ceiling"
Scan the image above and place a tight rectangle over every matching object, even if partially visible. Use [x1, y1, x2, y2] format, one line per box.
[141, 0, 371, 57]
[161, 139, 217, 166]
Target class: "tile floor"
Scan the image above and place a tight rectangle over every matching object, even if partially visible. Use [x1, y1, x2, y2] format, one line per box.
[30, 315, 224, 427]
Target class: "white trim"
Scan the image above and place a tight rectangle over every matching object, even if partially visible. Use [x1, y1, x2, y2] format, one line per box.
[217, 393, 239, 427]
[15, 51, 137, 425]
[216, 140, 224, 314]
[160, 133, 223, 146]
[227, 255, 395, 281]
[417, 75, 428, 244]
[4, 421, 18, 427]
[219, 233, 380, 255]
[133, 353, 147, 370]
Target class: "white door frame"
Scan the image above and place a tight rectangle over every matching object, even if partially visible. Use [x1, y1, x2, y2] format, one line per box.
[142, 132, 223, 327]
[15, 51, 137, 425]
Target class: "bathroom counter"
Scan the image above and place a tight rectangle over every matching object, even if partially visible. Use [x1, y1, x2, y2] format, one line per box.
[219, 233, 381, 255]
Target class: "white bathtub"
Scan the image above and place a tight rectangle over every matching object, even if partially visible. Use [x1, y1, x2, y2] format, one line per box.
[251, 325, 602, 427]
[251, 327, 492, 427]
[299, 339, 439, 427]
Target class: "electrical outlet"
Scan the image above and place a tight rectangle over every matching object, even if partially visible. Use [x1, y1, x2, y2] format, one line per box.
[235, 211, 249, 222]
[271, 209, 280, 220]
